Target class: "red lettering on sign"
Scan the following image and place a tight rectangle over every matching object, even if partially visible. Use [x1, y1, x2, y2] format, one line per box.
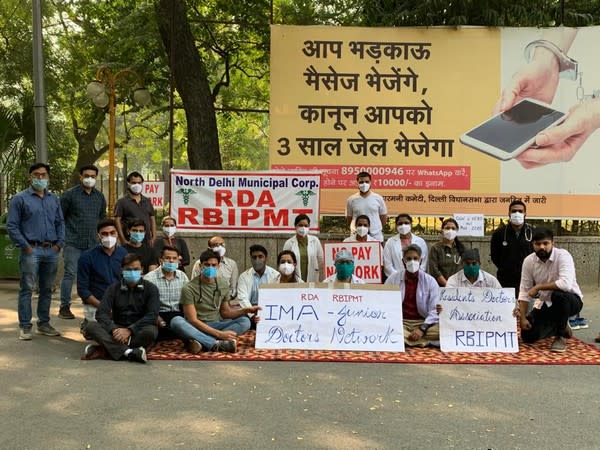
[238, 190, 254, 207]
[203, 208, 223, 225]
[215, 190, 233, 207]
[256, 191, 275, 207]
[240, 209, 260, 226]
[264, 209, 288, 227]
[179, 208, 199, 225]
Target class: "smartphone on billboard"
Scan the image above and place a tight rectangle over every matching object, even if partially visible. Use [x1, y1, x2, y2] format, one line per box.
[459, 98, 567, 160]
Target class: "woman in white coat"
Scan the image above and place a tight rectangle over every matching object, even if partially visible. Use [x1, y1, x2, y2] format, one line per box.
[283, 214, 324, 282]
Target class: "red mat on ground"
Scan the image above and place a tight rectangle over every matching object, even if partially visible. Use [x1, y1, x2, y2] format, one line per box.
[146, 331, 600, 365]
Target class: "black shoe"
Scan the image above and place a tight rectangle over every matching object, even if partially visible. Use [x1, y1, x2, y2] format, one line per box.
[82, 344, 107, 360]
[127, 347, 147, 363]
[186, 339, 203, 354]
[58, 305, 75, 319]
[211, 339, 237, 353]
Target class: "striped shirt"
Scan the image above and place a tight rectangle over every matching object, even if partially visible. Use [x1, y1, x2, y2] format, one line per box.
[144, 267, 189, 312]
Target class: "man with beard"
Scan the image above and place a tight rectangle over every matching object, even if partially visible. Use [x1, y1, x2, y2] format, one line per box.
[517, 228, 583, 352]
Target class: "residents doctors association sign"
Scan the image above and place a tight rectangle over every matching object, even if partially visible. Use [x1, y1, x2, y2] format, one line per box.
[170, 170, 321, 233]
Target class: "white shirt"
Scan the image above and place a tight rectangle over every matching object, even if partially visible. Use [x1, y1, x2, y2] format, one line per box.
[446, 269, 502, 289]
[282, 234, 324, 282]
[323, 273, 366, 284]
[383, 234, 428, 277]
[237, 265, 279, 309]
[343, 234, 379, 242]
[345, 191, 387, 241]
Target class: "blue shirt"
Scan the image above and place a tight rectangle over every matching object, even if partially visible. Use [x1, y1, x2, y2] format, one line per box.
[60, 184, 106, 249]
[77, 245, 128, 302]
[7, 187, 65, 249]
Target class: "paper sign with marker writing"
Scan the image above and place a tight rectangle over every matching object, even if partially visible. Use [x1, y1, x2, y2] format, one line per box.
[439, 287, 518, 353]
[453, 213, 484, 236]
[323, 242, 382, 283]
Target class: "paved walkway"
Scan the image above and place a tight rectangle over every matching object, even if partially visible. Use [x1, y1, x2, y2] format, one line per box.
[1, 280, 599, 449]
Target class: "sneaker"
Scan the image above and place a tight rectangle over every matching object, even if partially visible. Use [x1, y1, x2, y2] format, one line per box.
[58, 305, 75, 320]
[18, 327, 33, 340]
[550, 336, 567, 353]
[36, 322, 61, 337]
[576, 317, 589, 329]
[81, 344, 107, 360]
[211, 339, 237, 353]
[186, 339, 203, 354]
[127, 347, 147, 363]
[569, 318, 581, 330]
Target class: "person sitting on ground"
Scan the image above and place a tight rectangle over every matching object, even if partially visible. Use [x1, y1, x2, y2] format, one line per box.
[516, 228, 583, 353]
[191, 236, 239, 299]
[282, 213, 324, 282]
[343, 215, 379, 243]
[170, 250, 260, 354]
[82, 254, 160, 363]
[383, 213, 429, 277]
[237, 244, 279, 311]
[276, 250, 303, 283]
[323, 250, 365, 284]
[143, 245, 189, 342]
[152, 216, 190, 272]
[124, 219, 158, 274]
[446, 248, 502, 289]
[385, 244, 440, 347]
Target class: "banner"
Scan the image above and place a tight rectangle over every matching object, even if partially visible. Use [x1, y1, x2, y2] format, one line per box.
[439, 287, 518, 353]
[323, 242, 382, 283]
[143, 181, 165, 209]
[270, 25, 600, 218]
[170, 170, 320, 233]
[256, 284, 404, 352]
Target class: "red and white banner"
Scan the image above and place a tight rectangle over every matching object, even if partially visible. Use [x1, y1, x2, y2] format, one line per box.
[324, 241, 382, 283]
[170, 170, 321, 233]
[143, 181, 165, 209]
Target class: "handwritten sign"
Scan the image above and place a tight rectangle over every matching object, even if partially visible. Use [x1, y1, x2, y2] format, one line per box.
[439, 287, 518, 353]
[323, 242, 382, 283]
[143, 181, 165, 209]
[256, 284, 404, 352]
[453, 213, 484, 237]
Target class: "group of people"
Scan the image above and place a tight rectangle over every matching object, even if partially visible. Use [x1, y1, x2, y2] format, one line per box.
[6, 165, 595, 363]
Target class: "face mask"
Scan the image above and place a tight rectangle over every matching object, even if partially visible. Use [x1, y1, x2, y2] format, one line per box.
[212, 245, 226, 257]
[163, 226, 177, 237]
[252, 259, 265, 272]
[397, 224, 411, 235]
[129, 183, 143, 194]
[405, 260, 420, 274]
[122, 269, 142, 284]
[510, 212, 525, 226]
[31, 178, 49, 191]
[296, 226, 309, 237]
[356, 226, 369, 237]
[129, 231, 145, 243]
[535, 249, 551, 260]
[443, 229, 457, 241]
[100, 236, 117, 249]
[278, 262, 295, 276]
[336, 263, 354, 280]
[162, 261, 178, 272]
[358, 182, 370, 193]
[82, 177, 96, 188]
[202, 266, 218, 279]
[463, 264, 480, 279]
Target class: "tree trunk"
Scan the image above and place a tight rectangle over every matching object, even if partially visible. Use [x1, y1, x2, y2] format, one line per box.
[156, 0, 222, 170]
[69, 108, 108, 186]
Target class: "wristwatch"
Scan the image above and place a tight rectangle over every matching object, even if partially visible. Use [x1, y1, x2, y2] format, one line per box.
[524, 39, 578, 81]
[419, 323, 429, 334]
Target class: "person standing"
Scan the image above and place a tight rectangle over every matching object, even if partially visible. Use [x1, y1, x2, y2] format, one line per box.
[428, 218, 464, 287]
[345, 171, 388, 242]
[7, 163, 64, 340]
[113, 171, 156, 245]
[383, 213, 428, 277]
[282, 213, 324, 282]
[58, 164, 106, 319]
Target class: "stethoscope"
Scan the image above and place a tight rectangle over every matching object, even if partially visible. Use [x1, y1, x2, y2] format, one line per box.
[502, 224, 532, 246]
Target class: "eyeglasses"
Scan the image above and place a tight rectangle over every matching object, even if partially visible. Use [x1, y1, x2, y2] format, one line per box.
[31, 172, 49, 179]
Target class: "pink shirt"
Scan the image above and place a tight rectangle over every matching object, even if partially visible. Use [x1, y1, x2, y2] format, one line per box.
[518, 247, 583, 306]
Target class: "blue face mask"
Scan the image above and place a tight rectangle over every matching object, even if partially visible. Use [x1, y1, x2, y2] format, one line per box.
[202, 266, 218, 279]
[31, 178, 49, 191]
[463, 264, 480, 279]
[336, 262, 354, 280]
[129, 231, 145, 243]
[122, 269, 142, 284]
[162, 261, 178, 272]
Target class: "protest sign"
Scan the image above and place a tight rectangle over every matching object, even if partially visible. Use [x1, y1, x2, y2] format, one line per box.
[170, 170, 321, 233]
[454, 213, 484, 237]
[256, 284, 404, 352]
[143, 181, 165, 209]
[323, 242, 382, 283]
[439, 287, 518, 353]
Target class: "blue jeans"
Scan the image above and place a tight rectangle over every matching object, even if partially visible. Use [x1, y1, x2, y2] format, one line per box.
[59, 245, 83, 307]
[18, 246, 59, 329]
[170, 315, 250, 349]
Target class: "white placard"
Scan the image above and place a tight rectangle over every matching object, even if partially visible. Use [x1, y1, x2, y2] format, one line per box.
[439, 287, 518, 353]
[256, 284, 404, 352]
[323, 242, 382, 283]
[453, 213, 484, 237]
[143, 181, 165, 209]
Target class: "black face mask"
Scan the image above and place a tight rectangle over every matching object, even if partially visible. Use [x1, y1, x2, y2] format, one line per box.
[535, 249, 551, 260]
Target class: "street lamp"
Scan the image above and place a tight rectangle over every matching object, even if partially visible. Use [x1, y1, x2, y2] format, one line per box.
[86, 66, 150, 214]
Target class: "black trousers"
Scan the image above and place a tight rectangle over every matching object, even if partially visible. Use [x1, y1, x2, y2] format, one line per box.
[521, 290, 583, 343]
[85, 321, 158, 360]
[156, 311, 183, 341]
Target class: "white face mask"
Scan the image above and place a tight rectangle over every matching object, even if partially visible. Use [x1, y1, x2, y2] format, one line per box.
[443, 229, 457, 241]
[129, 183, 143, 194]
[356, 226, 369, 237]
[358, 182, 370, 193]
[82, 177, 96, 188]
[510, 212, 525, 226]
[296, 226, 309, 237]
[278, 262, 295, 276]
[101, 236, 117, 249]
[397, 224, 411, 235]
[405, 259, 420, 274]
[163, 226, 177, 237]
[212, 245, 226, 257]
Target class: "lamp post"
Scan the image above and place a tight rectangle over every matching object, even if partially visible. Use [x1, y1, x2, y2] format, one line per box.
[86, 67, 150, 214]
